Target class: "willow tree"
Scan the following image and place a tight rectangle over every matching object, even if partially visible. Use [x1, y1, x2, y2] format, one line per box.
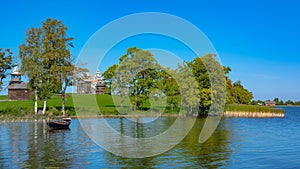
[0, 48, 12, 92]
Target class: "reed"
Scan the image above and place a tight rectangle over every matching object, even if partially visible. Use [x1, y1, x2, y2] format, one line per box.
[225, 104, 284, 114]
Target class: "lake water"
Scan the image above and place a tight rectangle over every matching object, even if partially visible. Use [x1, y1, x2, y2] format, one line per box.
[0, 106, 300, 168]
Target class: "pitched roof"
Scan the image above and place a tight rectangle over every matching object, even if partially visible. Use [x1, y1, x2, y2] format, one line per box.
[8, 82, 28, 90]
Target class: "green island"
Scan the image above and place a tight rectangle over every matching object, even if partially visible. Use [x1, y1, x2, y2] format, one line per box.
[0, 18, 288, 120]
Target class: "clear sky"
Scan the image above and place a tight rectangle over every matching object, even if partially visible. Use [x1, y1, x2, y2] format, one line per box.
[0, 0, 299, 101]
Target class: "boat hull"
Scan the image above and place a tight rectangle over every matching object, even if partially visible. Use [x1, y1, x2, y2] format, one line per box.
[47, 120, 71, 129]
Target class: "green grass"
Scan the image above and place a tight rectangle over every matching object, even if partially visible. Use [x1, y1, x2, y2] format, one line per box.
[0, 94, 73, 117]
[0, 94, 284, 118]
[0, 95, 8, 100]
[225, 104, 284, 114]
[0, 94, 119, 117]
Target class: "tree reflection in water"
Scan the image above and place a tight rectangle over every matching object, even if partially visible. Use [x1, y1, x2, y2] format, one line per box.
[0, 117, 231, 168]
[102, 117, 231, 168]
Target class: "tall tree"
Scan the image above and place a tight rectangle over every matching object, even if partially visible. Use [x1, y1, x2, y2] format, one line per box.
[0, 48, 12, 92]
[176, 62, 200, 115]
[188, 54, 226, 115]
[231, 80, 253, 104]
[160, 69, 181, 111]
[41, 18, 74, 116]
[188, 55, 212, 114]
[112, 47, 163, 110]
[102, 64, 117, 94]
[19, 18, 74, 115]
[19, 28, 43, 114]
[20, 26, 57, 115]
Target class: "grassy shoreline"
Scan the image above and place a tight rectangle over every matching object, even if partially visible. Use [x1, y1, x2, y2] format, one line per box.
[0, 94, 285, 119]
[225, 104, 284, 113]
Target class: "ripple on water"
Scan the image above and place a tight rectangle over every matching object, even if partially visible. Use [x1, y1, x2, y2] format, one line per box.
[1, 107, 300, 168]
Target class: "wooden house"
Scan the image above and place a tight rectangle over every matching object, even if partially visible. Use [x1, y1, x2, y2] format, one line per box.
[94, 70, 105, 94]
[77, 70, 105, 94]
[77, 79, 92, 94]
[8, 63, 31, 100]
[264, 100, 276, 106]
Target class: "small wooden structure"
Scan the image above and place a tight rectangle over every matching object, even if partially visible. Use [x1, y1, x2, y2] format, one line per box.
[77, 79, 92, 94]
[265, 101, 276, 106]
[95, 81, 105, 94]
[76, 70, 105, 94]
[94, 70, 105, 94]
[8, 63, 31, 100]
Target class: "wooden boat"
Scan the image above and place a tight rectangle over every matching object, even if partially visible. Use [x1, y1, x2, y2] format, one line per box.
[47, 117, 71, 129]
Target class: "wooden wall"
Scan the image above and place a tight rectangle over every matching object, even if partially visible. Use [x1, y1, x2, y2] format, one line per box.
[8, 89, 31, 100]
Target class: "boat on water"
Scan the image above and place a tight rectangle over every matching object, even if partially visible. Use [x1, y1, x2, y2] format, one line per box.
[47, 117, 71, 130]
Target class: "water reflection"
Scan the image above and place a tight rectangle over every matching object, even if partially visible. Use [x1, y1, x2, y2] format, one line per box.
[93, 117, 231, 168]
[25, 120, 71, 168]
[0, 117, 232, 168]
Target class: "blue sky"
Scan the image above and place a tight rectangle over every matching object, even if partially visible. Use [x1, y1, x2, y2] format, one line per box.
[0, 0, 299, 101]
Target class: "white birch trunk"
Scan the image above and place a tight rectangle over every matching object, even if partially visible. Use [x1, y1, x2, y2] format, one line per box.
[34, 87, 38, 115]
[61, 93, 65, 117]
[61, 84, 67, 117]
[42, 98, 47, 115]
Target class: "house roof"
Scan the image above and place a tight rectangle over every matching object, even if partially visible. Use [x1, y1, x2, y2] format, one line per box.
[8, 82, 28, 90]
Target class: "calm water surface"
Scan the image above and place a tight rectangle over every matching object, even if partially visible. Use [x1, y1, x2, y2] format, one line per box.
[0, 107, 300, 168]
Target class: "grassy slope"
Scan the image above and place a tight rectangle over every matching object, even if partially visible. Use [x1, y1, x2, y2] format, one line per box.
[0, 94, 284, 116]
[0, 95, 8, 100]
[0, 94, 118, 116]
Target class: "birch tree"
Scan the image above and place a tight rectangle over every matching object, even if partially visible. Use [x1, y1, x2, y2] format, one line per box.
[19, 18, 74, 115]
[41, 18, 74, 116]
[19, 28, 43, 114]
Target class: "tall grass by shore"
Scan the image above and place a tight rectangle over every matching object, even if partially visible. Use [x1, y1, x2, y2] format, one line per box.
[225, 104, 284, 114]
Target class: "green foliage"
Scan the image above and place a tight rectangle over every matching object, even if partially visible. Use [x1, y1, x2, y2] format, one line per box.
[176, 62, 200, 115]
[160, 69, 181, 110]
[105, 47, 200, 114]
[285, 100, 294, 105]
[294, 101, 300, 105]
[19, 18, 74, 115]
[231, 81, 253, 104]
[251, 98, 300, 106]
[102, 48, 253, 116]
[188, 54, 226, 115]
[102, 64, 117, 94]
[0, 48, 13, 91]
[19, 27, 43, 92]
[41, 19, 74, 115]
[251, 99, 264, 105]
[111, 47, 165, 110]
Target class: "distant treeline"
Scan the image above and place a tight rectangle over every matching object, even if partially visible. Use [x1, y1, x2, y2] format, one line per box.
[251, 98, 300, 106]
